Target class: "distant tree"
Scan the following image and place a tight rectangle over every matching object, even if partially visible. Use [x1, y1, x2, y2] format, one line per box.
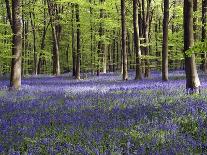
[162, 0, 169, 81]
[193, 0, 198, 41]
[37, 0, 48, 75]
[133, 0, 142, 80]
[30, 0, 38, 75]
[140, 0, 152, 78]
[201, 0, 207, 73]
[183, 0, 200, 93]
[71, 4, 76, 77]
[121, 0, 128, 80]
[75, 4, 81, 80]
[47, 0, 61, 76]
[5, 0, 22, 89]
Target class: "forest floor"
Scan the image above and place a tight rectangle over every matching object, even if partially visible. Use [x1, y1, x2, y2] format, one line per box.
[1, 70, 207, 154]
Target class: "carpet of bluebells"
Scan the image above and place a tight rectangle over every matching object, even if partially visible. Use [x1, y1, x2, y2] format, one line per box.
[1, 71, 207, 154]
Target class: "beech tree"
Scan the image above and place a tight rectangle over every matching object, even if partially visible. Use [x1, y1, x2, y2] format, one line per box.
[121, 0, 128, 80]
[5, 0, 22, 89]
[201, 0, 207, 73]
[162, 0, 169, 81]
[75, 4, 81, 80]
[133, 0, 142, 80]
[47, 0, 61, 76]
[183, 0, 200, 93]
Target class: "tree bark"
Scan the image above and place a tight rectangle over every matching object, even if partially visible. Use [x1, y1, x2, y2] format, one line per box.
[193, 0, 198, 41]
[184, 0, 200, 93]
[47, 0, 60, 76]
[75, 4, 81, 80]
[38, 0, 48, 74]
[71, 4, 76, 76]
[141, 0, 151, 78]
[30, 4, 38, 75]
[6, 0, 22, 90]
[121, 0, 128, 80]
[162, 0, 169, 81]
[201, 0, 207, 72]
[133, 0, 142, 80]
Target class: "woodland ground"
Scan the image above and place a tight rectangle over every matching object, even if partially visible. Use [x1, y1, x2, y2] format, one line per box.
[1, 71, 207, 154]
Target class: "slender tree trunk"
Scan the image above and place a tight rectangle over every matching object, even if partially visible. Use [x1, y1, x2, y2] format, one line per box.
[133, 0, 142, 80]
[38, 0, 47, 74]
[184, 0, 200, 93]
[7, 0, 22, 89]
[193, 0, 198, 41]
[30, 6, 38, 75]
[162, 0, 169, 81]
[75, 4, 81, 80]
[47, 0, 60, 76]
[201, 0, 207, 72]
[172, 0, 176, 34]
[89, 0, 94, 74]
[121, 0, 128, 80]
[113, 31, 116, 72]
[101, 0, 106, 73]
[71, 4, 76, 76]
[141, 0, 151, 78]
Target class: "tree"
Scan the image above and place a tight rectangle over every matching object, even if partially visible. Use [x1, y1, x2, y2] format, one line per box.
[193, 0, 198, 41]
[30, 0, 38, 75]
[121, 0, 128, 80]
[133, 0, 142, 80]
[5, 0, 22, 90]
[183, 0, 200, 93]
[162, 0, 169, 81]
[47, 0, 61, 76]
[37, 0, 48, 75]
[75, 4, 81, 80]
[201, 0, 207, 73]
[71, 4, 76, 76]
[141, 0, 152, 78]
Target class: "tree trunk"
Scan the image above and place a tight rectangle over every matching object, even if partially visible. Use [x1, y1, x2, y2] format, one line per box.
[184, 0, 200, 93]
[201, 0, 207, 72]
[37, 0, 47, 74]
[6, 0, 22, 90]
[133, 0, 142, 80]
[47, 0, 60, 76]
[89, 0, 94, 74]
[121, 0, 128, 80]
[75, 4, 81, 80]
[141, 0, 151, 78]
[193, 0, 198, 41]
[162, 0, 169, 81]
[71, 4, 76, 77]
[113, 31, 116, 72]
[30, 5, 38, 75]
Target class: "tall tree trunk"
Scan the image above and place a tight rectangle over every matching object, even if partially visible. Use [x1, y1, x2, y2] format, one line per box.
[141, 0, 151, 78]
[184, 0, 200, 93]
[113, 31, 116, 72]
[101, 0, 106, 73]
[37, 0, 47, 74]
[75, 4, 81, 80]
[201, 0, 207, 72]
[121, 0, 128, 80]
[6, 0, 22, 89]
[71, 4, 76, 77]
[97, 0, 106, 75]
[133, 0, 142, 80]
[193, 0, 198, 41]
[162, 0, 169, 81]
[30, 4, 38, 75]
[89, 0, 94, 74]
[47, 0, 60, 76]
